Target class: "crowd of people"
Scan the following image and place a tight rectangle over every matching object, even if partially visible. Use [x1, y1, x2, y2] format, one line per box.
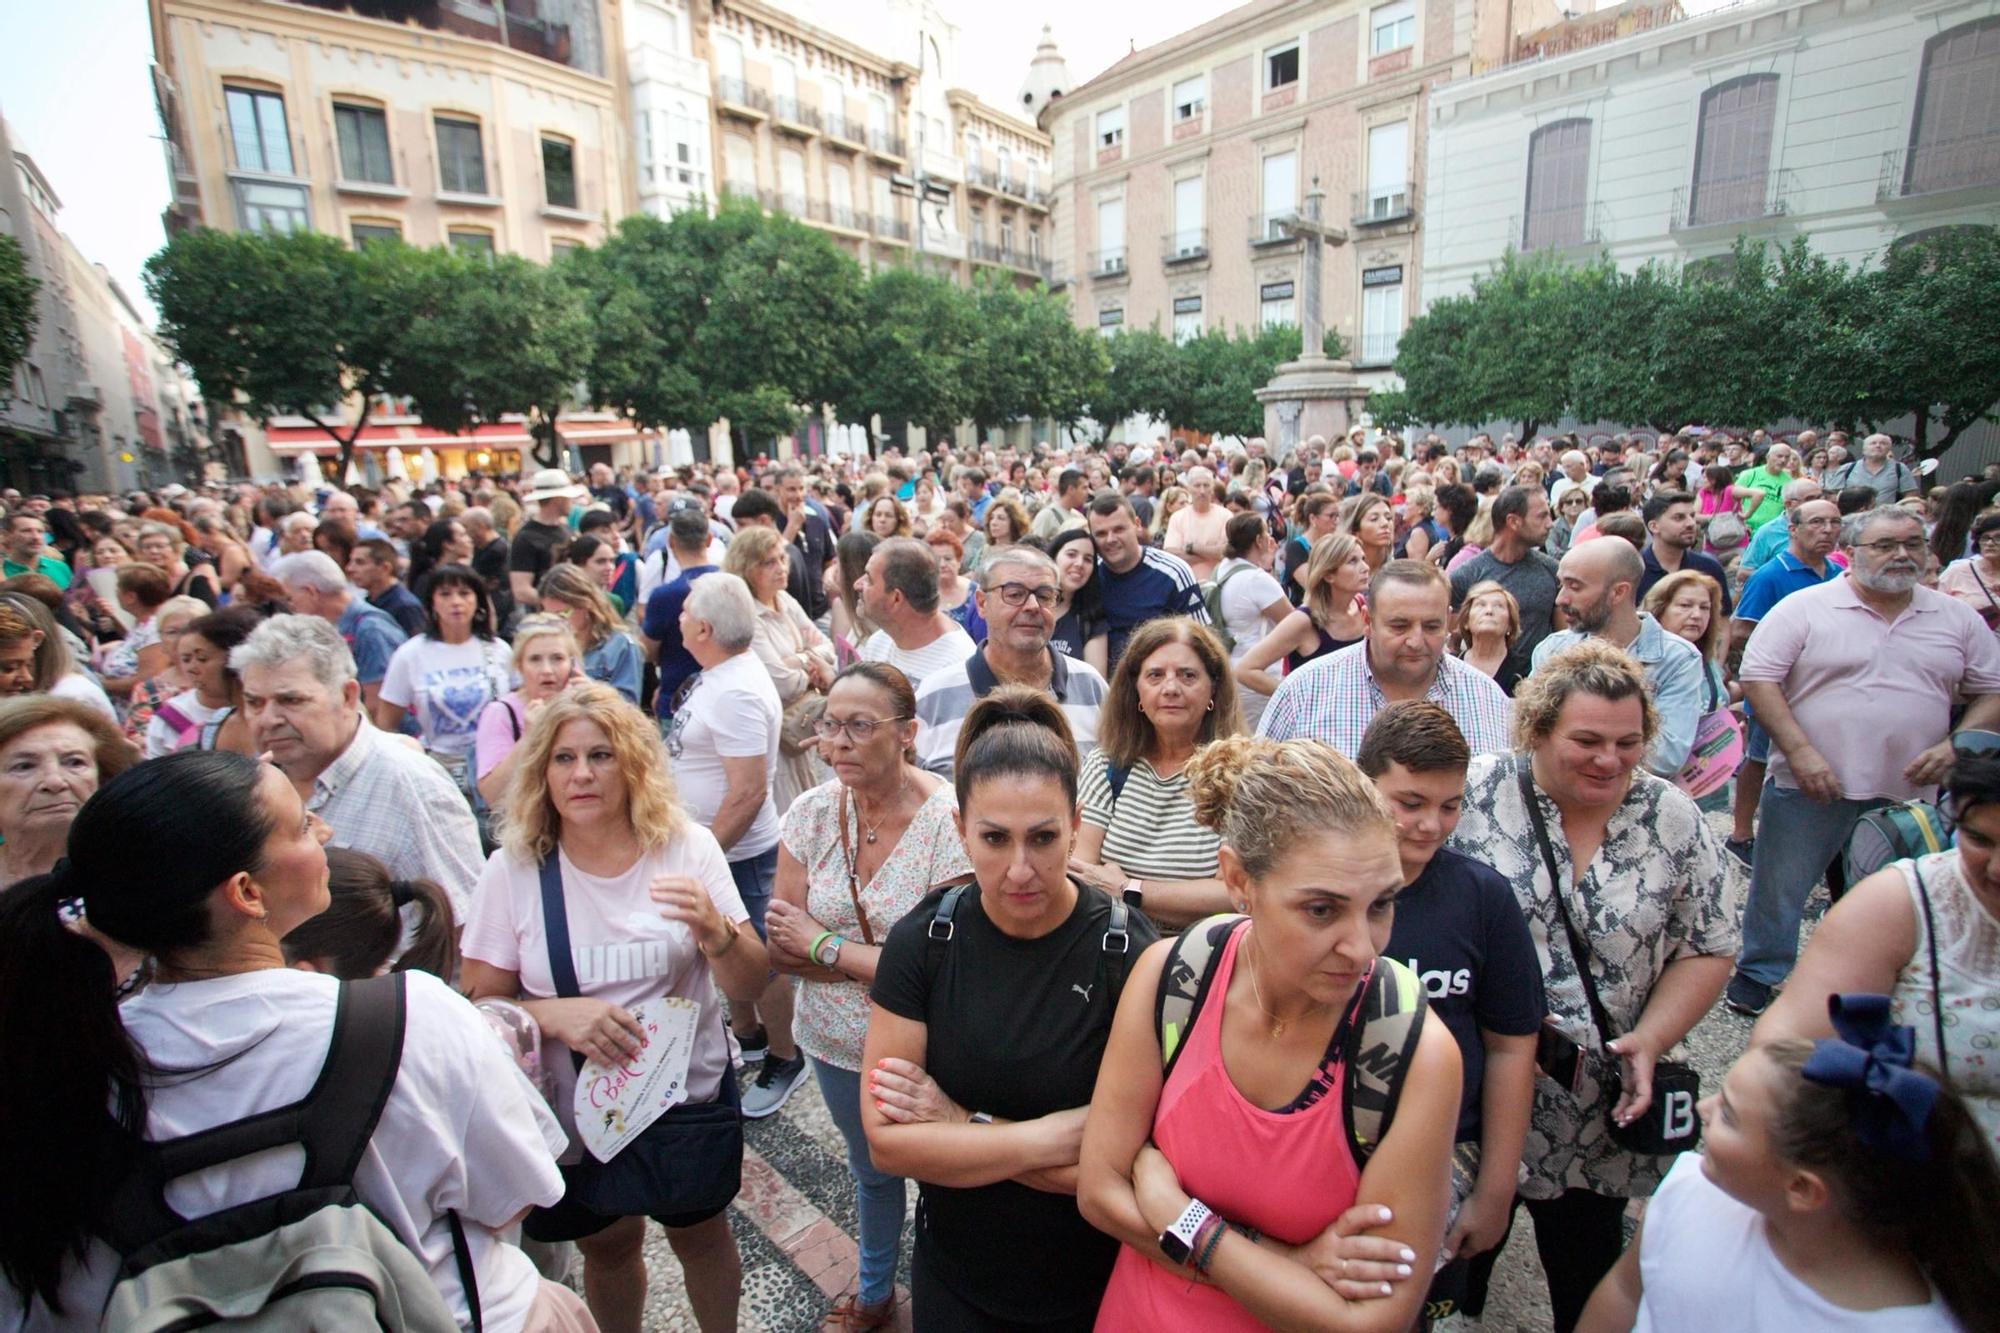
[0, 421, 1995, 1333]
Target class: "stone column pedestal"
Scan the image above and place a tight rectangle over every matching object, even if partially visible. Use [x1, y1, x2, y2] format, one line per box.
[1255, 353, 1373, 460]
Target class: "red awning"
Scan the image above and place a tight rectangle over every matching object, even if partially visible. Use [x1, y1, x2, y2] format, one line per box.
[263, 416, 648, 455]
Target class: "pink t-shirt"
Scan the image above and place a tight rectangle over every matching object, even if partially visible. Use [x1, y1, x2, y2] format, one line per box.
[1166, 504, 1230, 581]
[1740, 578, 2000, 801]
[474, 691, 529, 780]
[1095, 923, 1362, 1330]
[460, 829, 749, 1160]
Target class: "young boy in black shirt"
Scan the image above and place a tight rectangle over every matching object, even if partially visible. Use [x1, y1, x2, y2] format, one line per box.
[1358, 702, 1545, 1327]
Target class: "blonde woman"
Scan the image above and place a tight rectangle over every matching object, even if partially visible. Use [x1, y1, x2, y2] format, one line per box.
[1342, 493, 1397, 573]
[475, 613, 584, 808]
[1399, 485, 1443, 564]
[1453, 579, 1524, 694]
[1235, 533, 1371, 696]
[1644, 569, 1734, 712]
[537, 563, 642, 704]
[1448, 503, 1496, 574]
[723, 525, 836, 813]
[463, 682, 769, 1333]
[1151, 487, 1190, 547]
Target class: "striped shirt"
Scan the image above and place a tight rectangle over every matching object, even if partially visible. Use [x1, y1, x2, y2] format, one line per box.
[1256, 642, 1514, 760]
[1078, 748, 1222, 881]
[858, 624, 978, 690]
[914, 646, 1108, 777]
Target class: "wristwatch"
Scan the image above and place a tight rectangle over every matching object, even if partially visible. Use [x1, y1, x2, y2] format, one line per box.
[814, 934, 844, 968]
[968, 1111, 994, 1125]
[1121, 879, 1144, 909]
[1158, 1197, 1213, 1266]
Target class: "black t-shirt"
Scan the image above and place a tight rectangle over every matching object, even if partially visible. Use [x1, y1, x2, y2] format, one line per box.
[1048, 604, 1104, 662]
[872, 881, 1159, 1324]
[590, 484, 632, 523]
[1383, 847, 1545, 1141]
[508, 519, 570, 589]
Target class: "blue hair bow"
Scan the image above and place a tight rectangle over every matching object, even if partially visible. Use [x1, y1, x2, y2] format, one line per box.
[1800, 993, 1939, 1163]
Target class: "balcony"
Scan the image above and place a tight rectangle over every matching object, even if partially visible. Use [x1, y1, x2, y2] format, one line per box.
[868, 129, 907, 161]
[826, 205, 867, 233]
[1516, 201, 1609, 253]
[1003, 249, 1051, 279]
[628, 46, 708, 93]
[1047, 261, 1072, 290]
[872, 214, 912, 243]
[1352, 183, 1418, 228]
[969, 238, 1006, 264]
[720, 178, 759, 204]
[715, 76, 770, 120]
[1670, 169, 1792, 231]
[1163, 229, 1209, 264]
[1089, 248, 1128, 280]
[1248, 210, 1300, 247]
[1878, 136, 2000, 201]
[825, 115, 867, 149]
[1358, 330, 1401, 366]
[771, 191, 807, 218]
[773, 96, 820, 136]
[965, 163, 999, 193]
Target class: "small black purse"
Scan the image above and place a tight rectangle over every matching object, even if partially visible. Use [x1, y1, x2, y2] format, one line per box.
[1517, 764, 1701, 1156]
[538, 852, 745, 1218]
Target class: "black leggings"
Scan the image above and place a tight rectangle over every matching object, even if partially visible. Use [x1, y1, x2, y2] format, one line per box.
[1524, 1189, 1630, 1333]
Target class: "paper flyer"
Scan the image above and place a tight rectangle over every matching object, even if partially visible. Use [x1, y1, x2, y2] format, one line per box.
[573, 996, 700, 1162]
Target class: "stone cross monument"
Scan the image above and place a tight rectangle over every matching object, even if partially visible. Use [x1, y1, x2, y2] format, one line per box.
[1254, 177, 1372, 460]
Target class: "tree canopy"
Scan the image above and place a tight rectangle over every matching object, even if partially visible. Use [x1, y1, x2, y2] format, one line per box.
[0, 234, 39, 389]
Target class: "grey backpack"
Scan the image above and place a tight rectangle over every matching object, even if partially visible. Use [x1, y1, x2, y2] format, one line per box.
[97, 973, 478, 1332]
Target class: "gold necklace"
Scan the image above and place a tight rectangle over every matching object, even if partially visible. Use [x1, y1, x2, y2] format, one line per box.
[1244, 936, 1329, 1039]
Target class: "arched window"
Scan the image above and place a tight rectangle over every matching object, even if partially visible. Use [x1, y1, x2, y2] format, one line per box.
[1522, 118, 1590, 249]
[1690, 73, 1778, 225]
[1906, 17, 2000, 195]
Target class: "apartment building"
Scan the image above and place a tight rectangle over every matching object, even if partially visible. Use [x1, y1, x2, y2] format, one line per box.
[628, 0, 716, 218]
[1421, 0, 2000, 302]
[1045, 0, 1509, 385]
[953, 91, 1054, 284]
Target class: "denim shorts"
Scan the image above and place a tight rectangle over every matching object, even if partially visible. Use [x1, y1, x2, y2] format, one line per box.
[728, 846, 778, 939]
[1745, 717, 1771, 765]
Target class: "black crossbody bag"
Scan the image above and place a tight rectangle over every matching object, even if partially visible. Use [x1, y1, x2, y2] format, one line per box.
[1517, 763, 1701, 1156]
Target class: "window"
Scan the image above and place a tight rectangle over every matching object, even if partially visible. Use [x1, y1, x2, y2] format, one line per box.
[873, 173, 894, 221]
[1906, 18, 2000, 195]
[712, 34, 744, 82]
[996, 146, 1011, 184]
[969, 207, 985, 240]
[1173, 75, 1206, 123]
[542, 136, 578, 209]
[823, 75, 845, 125]
[435, 116, 488, 195]
[551, 238, 584, 258]
[1000, 219, 1015, 253]
[1371, 1, 1415, 56]
[1097, 106, 1126, 150]
[1172, 175, 1204, 254]
[1260, 280, 1296, 328]
[1096, 197, 1125, 270]
[350, 221, 401, 247]
[447, 228, 495, 255]
[868, 93, 890, 137]
[1361, 265, 1403, 363]
[828, 161, 853, 221]
[1522, 118, 1591, 249]
[334, 103, 393, 184]
[224, 87, 292, 174]
[1689, 74, 1778, 225]
[1026, 162, 1040, 195]
[1098, 307, 1124, 338]
[723, 135, 756, 194]
[1173, 295, 1203, 343]
[1262, 149, 1298, 236]
[1265, 42, 1299, 91]
[1365, 121, 1409, 219]
[966, 131, 983, 168]
[1029, 227, 1042, 260]
[772, 56, 797, 109]
[777, 147, 807, 212]
[232, 179, 309, 232]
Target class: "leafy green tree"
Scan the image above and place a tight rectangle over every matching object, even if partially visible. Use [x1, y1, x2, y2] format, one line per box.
[844, 267, 977, 440]
[1176, 324, 1298, 437]
[0, 234, 38, 386]
[560, 213, 707, 433]
[1382, 290, 1482, 431]
[1092, 329, 1181, 437]
[145, 228, 398, 478]
[963, 277, 1107, 437]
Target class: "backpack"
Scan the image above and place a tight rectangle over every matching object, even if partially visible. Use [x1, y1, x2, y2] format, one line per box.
[924, 879, 1134, 997]
[1845, 801, 1950, 887]
[1155, 914, 1427, 1166]
[1200, 563, 1250, 654]
[97, 973, 479, 1333]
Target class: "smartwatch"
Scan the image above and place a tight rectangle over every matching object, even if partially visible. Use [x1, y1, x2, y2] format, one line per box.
[969, 1111, 994, 1125]
[1158, 1197, 1213, 1266]
[1120, 879, 1144, 909]
[814, 934, 845, 968]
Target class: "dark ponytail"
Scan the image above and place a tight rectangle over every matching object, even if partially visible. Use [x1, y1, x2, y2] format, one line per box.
[282, 848, 460, 982]
[953, 683, 1079, 811]
[1766, 1039, 2000, 1329]
[0, 750, 273, 1311]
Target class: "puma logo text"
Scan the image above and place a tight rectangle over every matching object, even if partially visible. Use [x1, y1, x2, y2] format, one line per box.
[1072, 982, 1095, 1002]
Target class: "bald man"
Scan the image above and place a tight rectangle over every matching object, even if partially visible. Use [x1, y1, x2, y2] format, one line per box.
[1531, 536, 1707, 777]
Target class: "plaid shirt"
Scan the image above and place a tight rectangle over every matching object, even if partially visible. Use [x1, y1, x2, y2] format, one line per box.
[309, 714, 484, 918]
[1255, 642, 1514, 759]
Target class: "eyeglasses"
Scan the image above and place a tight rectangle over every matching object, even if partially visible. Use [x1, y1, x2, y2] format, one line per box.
[812, 715, 908, 742]
[1855, 538, 1928, 556]
[1978, 534, 2000, 548]
[987, 580, 1060, 608]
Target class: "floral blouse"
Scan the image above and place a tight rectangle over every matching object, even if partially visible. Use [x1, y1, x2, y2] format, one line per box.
[1449, 753, 1745, 1200]
[780, 780, 970, 1070]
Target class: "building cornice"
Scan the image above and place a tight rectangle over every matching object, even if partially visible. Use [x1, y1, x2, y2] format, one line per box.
[1052, 0, 1353, 114]
[715, 0, 913, 82]
[944, 87, 1052, 145]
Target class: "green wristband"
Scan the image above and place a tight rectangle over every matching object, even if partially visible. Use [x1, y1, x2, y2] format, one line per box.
[808, 930, 835, 962]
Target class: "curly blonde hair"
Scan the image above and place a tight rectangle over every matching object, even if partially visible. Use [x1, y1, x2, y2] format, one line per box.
[1186, 734, 1395, 879]
[499, 681, 687, 861]
[1510, 638, 1659, 752]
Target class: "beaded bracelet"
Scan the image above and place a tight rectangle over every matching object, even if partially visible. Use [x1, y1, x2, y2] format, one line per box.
[1193, 1215, 1228, 1273]
[1181, 1211, 1225, 1269]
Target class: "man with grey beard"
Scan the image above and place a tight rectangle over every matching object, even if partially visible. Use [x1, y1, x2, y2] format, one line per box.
[1725, 506, 2000, 1014]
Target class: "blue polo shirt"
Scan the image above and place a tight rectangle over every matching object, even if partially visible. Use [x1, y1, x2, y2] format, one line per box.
[1734, 549, 1839, 625]
[642, 564, 716, 716]
[1096, 547, 1207, 669]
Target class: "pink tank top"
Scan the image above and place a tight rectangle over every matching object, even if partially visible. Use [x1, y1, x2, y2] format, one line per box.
[1095, 922, 1364, 1330]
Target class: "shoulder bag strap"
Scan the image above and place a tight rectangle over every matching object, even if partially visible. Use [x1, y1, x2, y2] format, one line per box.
[447, 1209, 483, 1333]
[1515, 760, 1622, 1049]
[1909, 859, 1951, 1087]
[1971, 565, 2000, 615]
[538, 850, 581, 999]
[838, 787, 877, 946]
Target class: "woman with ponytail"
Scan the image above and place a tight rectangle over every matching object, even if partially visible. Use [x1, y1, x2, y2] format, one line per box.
[860, 685, 1161, 1330]
[1580, 994, 1997, 1331]
[280, 847, 461, 981]
[0, 750, 585, 1332]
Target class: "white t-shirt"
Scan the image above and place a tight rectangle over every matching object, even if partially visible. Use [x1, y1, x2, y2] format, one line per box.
[664, 650, 782, 859]
[143, 688, 223, 758]
[639, 541, 729, 605]
[52, 670, 117, 720]
[460, 831, 750, 1159]
[858, 624, 977, 689]
[379, 635, 516, 759]
[1215, 558, 1286, 662]
[0, 968, 565, 1333]
[1636, 1153, 1956, 1332]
